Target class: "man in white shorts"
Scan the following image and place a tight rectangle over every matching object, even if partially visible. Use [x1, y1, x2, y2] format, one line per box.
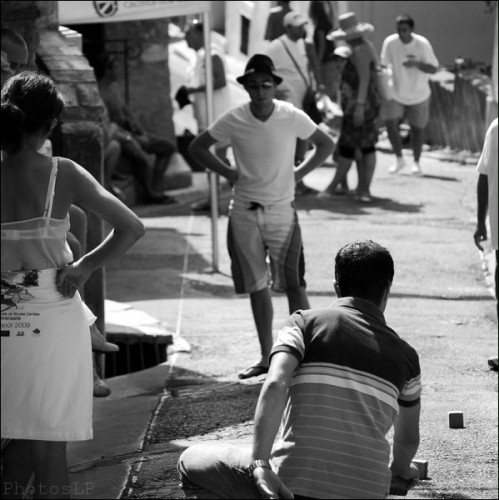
[189, 54, 335, 378]
[381, 14, 439, 175]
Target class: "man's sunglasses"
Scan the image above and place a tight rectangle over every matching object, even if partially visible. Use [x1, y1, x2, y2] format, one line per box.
[245, 81, 274, 90]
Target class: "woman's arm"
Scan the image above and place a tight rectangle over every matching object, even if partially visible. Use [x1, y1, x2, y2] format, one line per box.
[56, 159, 145, 297]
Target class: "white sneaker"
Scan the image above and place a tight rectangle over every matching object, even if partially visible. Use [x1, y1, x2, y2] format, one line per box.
[411, 162, 422, 175]
[389, 156, 406, 174]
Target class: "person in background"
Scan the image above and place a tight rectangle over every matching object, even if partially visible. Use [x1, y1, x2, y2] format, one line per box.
[318, 45, 352, 195]
[319, 12, 381, 202]
[1, 71, 144, 498]
[264, 1, 292, 42]
[473, 118, 498, 371]
[308, 0, 338, 102]
[188, 54, 334, 380]
[381, 14, 438, 176]
[265, 11, 325, 196]
[64, 203, 120, 398]
[178, 240, 421, 499]
[94, 52, 176, 203]
[182, 19, 232, 213]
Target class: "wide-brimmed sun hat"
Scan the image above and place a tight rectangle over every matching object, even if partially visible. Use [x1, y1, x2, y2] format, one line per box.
[327, 12, 374, 41]
[236, 54, 283, 85]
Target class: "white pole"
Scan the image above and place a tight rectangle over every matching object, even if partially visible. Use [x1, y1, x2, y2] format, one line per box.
[203, 10, 219, 272]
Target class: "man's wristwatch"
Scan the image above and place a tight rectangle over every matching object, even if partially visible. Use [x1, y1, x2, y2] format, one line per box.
[247, 459, 272, 477]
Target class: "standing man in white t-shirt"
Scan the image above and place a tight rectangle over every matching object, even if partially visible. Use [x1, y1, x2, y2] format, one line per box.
[189, 54, 334, 379]
[381, 14, 439, 175]
[474, 118, 498, 370]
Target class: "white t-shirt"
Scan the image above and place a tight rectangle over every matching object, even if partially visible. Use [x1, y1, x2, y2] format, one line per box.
[381, 33, 439, 105]
[265, 35, 309, 109]
[189, 44, 231, 131]
[476, 118, 498, 249]
[208, 100, 317, 204]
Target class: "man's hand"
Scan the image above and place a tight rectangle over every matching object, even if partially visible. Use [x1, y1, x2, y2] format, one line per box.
[474, 222, 488, 251]
[390, 461, 420, 482]
[402, 58, 419, 68]
[389, 462, 419, 496]
[253, 467, 294, 499]
[403, 58, 438, 74]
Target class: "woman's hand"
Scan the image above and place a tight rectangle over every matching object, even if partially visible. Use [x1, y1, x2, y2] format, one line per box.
[56, 262, 91, 298]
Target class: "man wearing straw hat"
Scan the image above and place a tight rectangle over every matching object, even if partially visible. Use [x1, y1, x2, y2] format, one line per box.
[381, 14, 439, 176]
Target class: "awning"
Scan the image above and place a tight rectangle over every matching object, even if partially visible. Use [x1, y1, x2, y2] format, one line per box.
[58, 1, 210, 25]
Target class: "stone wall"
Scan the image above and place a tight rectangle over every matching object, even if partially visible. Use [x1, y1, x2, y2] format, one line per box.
[104, 18, 175, 143]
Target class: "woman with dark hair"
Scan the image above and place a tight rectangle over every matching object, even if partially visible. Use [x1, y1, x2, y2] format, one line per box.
[1, 71, 144, 498]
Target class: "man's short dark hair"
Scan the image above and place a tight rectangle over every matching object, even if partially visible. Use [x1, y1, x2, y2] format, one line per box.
[335, 240, 394, 302]
[396, 14, 415, 29]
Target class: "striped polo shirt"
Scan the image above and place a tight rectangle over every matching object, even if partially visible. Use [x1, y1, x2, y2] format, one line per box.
[270, 297, 422, 499]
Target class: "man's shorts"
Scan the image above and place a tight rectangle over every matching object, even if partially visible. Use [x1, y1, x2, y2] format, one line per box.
[227, 200, 306, 294]
[384, 98, 430, 129]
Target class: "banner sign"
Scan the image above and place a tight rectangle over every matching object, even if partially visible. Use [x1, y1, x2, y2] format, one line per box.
[58, 1, 210, 25]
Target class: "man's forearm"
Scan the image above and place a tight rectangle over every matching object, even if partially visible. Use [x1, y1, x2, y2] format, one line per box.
[417, 61, 438, 74]
[391, 436, 420, 477]
[476, 174, 489, 225]
[190, 145, 237, 182]
[252, 380, 288, 460]
[295, 140, 335, 182]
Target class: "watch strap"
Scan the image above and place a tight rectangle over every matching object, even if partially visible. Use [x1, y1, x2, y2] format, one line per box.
[247, 459, 272, 476]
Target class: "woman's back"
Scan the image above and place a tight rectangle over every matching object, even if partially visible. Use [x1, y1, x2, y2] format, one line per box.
[1, 152, 73, 270]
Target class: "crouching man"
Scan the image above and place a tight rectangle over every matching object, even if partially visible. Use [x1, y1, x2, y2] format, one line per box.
[177, 239, 421, 499]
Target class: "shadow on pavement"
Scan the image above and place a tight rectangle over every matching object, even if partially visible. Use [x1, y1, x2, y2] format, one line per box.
[106, 226, 223, 302]
[419, 173, 459, 182]
[296, 195, 423, 214]
[148, 367, 262, 446]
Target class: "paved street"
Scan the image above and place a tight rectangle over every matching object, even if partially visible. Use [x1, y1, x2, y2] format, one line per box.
[68, 150, 498, 499]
